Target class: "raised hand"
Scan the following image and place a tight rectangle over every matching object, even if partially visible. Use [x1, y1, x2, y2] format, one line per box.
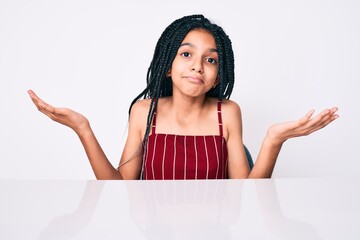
[247, 107, 339, 178]
[28, 90, 90, 135]
[267, 107, 339, 145]
[28, 89, 122, 179]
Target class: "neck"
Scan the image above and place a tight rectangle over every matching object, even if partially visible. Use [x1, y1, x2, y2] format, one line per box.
[169, 94, 207, 117]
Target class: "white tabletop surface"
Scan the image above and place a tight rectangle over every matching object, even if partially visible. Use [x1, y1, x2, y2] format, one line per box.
[0, 178, 359, 240]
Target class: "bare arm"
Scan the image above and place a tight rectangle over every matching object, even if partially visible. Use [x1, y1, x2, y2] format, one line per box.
[116, 100, 151, 180]
[223, 100, 339, 179]
[28, 90, 122, 180]
[223, 100, 251, 179]
[248, 107, 339, 178]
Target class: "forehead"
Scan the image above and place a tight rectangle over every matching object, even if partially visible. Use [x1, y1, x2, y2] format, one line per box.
[181, 29, 216, 47]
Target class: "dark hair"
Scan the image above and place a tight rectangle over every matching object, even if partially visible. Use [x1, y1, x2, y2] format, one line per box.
[130, 14, 235, 143]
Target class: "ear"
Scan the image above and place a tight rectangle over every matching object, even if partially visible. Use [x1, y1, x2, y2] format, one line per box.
[213, 76, 220, 88]
[166, 69, 171, 78]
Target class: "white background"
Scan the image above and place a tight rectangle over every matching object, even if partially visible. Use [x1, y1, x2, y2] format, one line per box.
[0, 0, 359, 179]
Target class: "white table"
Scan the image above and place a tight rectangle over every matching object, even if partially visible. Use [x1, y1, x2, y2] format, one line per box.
[1, 178, 359, 239]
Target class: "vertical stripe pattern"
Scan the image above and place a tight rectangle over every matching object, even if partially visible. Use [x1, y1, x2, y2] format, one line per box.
[142, 100, 228, 180]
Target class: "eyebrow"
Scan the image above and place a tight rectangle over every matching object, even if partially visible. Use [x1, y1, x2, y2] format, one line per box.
[179, 42, 218, 52]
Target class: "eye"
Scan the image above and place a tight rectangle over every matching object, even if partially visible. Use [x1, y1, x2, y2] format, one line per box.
[206, 57, 218, 64]
[181, 52, 191, 58]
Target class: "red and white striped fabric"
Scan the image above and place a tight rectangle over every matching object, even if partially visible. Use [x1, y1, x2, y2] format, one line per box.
[141, 100, 228, 180]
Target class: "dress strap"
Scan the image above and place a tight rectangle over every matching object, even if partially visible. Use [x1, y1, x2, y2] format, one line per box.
[217, 100, 223, 136]
[151, 109, 157, 135]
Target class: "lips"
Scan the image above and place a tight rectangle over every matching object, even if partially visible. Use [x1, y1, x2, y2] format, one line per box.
[183, 76, 204, 84]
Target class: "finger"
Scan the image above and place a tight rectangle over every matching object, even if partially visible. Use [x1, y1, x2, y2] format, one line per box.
[32, 97, 50, 112]
[306, 109, 315, 118]
[319, 112, 339, 127]
[38, 106, 66, 120]
[27, 89, 35, 97]
[296, 108, 334, 134]
[28, 90, 54, 111]
[329, 107, 339, 115]
[320, 107, 338, 117]
[303, 107, 337, 124]
[307, 113, 330, 130]
[316, 107, 339, 123]
[305, 109, 339, 134]
[30, 93, 57, 114]
[27, 89, 41, 102]
[298, 109, 315, 125]
[28, 90, 47, 109]
[39, 109, 56, 120]
[41, 102, 57, 114]
[27, 89, 34, 97]
[311, 108, 333, 122]
[307, 115, 339, 134]
[320, 108, 335, 118]
[30, 97, 45, 112]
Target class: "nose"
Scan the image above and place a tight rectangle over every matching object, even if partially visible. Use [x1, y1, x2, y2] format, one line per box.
[191, 57, 203, 74]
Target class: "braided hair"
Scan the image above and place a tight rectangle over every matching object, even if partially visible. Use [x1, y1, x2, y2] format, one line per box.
[130, 14, 235, 144]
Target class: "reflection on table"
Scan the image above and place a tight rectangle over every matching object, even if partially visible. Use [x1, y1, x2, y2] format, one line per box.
[0, 178, 359, 239]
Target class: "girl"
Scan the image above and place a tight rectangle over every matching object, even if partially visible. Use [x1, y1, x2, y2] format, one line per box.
[28, 14, 338, 180]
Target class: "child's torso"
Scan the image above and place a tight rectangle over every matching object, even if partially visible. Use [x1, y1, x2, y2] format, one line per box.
[141, 100, 228, 180]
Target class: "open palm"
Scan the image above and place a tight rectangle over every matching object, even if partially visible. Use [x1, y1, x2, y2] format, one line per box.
[28, 90, 89, 135]
[268, 107, 339, 144]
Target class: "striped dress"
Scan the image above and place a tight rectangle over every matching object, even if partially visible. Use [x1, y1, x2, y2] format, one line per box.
[141, 101, 228, 180]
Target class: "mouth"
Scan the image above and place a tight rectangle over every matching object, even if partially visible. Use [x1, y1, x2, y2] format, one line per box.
[183, 76, 204, 84]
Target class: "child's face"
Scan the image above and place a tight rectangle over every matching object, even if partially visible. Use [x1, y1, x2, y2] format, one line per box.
[169, 29, 219, 98]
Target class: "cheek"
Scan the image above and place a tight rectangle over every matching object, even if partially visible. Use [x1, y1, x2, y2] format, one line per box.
[170, 59, 184, 74]
[206, 66, 219, 80]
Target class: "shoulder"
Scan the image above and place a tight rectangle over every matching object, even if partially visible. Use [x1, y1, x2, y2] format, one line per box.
[220, 99, 243, 138]
[205, 98, 242, 119]
[131, 97, 172, 109]
[221, 99, 242, 117]
[128, 99, 152, 129]
[130, 98, 152, 115]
